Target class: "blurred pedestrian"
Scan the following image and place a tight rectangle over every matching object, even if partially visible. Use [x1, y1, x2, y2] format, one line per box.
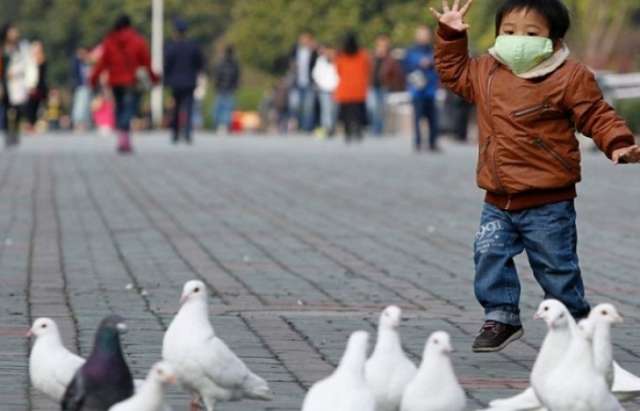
[335, 32, 370, 142]
[404, 25, 440, 152]
[368, 33, 405, 136]
[312, 45, 339, 138]
[1, 23, 38, 148]
[71, 47, 93, 131]
[164, 18, 204, 144]
[212, 45, 240, 133]
[90, 15, 159, 154]
[45, 88, 62, 131]
[25, 40, 47, 131]
[290, 30, 318, 133]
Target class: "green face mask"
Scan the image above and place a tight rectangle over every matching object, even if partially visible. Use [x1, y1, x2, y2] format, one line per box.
[493, 35, 554, 75]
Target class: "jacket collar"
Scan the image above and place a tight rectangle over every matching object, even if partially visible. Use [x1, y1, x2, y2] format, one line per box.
[489, 42, 570, 79]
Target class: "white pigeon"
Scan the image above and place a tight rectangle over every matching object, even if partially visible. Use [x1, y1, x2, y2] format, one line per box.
[162, 280, 273, 411]
[302, 330, 375, 411]
[588, 303, 640, 401]
[534, 319, 624, 411]
[486, 299, 575, 411]
[401, 331, 466, 411]
[28, 318, 85, 401]
[365, 306, 417, 411]
[110, 362, 176, 411]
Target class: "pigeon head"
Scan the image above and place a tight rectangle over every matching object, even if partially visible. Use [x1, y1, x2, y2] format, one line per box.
[180, 280, 207, 305]
[339, 331, 369, 372]
[148, 361, 177, 385]
[588, 303, 623, 325]
[534, 299, 570, 330]
[379, 305, 402, 329]
[425, 331, 454, 356]
[93, 315, 128, 353]
[27, 317, 59, 339]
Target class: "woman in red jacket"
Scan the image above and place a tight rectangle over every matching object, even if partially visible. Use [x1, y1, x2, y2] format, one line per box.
[335, 32, 370, 142]
[91, 15, 159, 153]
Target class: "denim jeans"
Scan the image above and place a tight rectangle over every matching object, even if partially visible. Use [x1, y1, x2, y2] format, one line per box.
[213, 93, 235, 130]
[290, 86, 316, 132]
[113, 87, 140, 132]
[367, 87, 386, 136]
[318, 91, 337, 134]
[474, 200, 590, 326]
[412, 97, 439, 150]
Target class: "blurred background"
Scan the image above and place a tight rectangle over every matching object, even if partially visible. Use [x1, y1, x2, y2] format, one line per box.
[1, 0, 639, 138]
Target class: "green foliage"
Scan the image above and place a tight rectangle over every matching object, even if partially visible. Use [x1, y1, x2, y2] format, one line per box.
[617, 99, 640, 134]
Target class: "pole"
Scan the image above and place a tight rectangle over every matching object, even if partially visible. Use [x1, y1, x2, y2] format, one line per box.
[151, 0, 164, 127]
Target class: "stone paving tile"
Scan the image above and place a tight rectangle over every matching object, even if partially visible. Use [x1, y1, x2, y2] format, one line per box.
[0, 133, 639, 410]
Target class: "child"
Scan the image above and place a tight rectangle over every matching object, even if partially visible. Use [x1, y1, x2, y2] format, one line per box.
[431, 0, 640, 352]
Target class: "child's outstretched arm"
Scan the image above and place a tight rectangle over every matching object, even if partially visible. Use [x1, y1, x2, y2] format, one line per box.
[431, 0, 478, 102]
[564, 65, 640, 164]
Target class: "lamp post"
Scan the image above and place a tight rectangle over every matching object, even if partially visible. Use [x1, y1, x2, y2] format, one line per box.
[151, 0, 164, 127]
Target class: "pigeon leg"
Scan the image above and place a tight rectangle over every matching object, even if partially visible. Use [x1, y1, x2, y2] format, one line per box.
[190, 397, 202, 411]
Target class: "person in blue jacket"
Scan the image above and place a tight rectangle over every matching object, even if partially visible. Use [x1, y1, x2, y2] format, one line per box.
[404, 25, 441, 152]
[164, 18, 204, 144]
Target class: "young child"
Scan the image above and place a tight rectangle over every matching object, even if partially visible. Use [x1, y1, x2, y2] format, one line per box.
[431, 0, 640, 352]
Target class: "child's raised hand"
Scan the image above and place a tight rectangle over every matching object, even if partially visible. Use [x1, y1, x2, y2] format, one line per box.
[612, 145, 640, 164]
[430, 0, 474, 31]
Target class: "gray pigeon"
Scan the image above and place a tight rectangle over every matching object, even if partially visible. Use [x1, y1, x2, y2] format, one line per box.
[61, 315, 134, 411]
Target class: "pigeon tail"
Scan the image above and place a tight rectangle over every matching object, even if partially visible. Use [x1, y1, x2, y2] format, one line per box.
[243, 372, 273, 401]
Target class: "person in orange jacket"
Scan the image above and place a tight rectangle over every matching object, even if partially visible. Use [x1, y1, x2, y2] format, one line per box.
[91, 15, 159, 154]
[335, 32, 370, 142]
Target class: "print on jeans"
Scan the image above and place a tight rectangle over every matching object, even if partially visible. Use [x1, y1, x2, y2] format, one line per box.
[475, 220, 503, 254]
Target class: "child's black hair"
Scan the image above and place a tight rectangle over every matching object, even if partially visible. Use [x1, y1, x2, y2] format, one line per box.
[496, 0, 571, 40]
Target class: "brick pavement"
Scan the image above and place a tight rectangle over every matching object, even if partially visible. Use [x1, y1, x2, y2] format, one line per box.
[0, 133, 639, 410]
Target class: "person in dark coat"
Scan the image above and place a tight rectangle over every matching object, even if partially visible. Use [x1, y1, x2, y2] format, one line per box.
[212, 45, 240, 133]
[164, 18, 204, 144]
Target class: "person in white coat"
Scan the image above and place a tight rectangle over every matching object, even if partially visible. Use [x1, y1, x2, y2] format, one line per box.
[312, 45, 339, 138]
[1, 23, 37, 148]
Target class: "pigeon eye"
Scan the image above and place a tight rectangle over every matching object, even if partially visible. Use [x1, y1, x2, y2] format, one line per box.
[42, 324, 47, 328]
[433, 339, 439, 344]
[544, 306, 549, 311]
[602, 310, 608, 315]
[194, 287, 200, 293]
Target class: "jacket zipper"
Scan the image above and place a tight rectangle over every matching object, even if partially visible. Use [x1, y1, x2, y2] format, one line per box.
[533, 137, 575, 173]
[513, 102, 550, 118]
[485, 64, 508, 204]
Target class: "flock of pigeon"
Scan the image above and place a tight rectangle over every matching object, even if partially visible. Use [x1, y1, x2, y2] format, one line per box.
[27, 279, 640, 411]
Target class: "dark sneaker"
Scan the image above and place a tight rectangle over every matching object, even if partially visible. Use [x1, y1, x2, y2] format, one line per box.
[472, 320, 523, 353]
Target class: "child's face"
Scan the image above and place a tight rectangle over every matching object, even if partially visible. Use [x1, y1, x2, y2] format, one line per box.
[499, 8, 551, 38]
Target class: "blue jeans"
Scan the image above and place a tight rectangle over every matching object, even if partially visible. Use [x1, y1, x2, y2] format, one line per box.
[412, 97, 439, 150]
[113, 87, 140, 132]
[290, 86, 316, 132]
[474, 201, 590, 326]
[318, 91, 337, 134]
[171, 87, 195, 142]
[213, 93, 235, 130]
[367, 87, 386, 136]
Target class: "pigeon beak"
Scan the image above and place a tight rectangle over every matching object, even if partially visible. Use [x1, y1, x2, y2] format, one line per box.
[116, 322, 128, 334]
[168, 375, 177, 384]
[614, 314, 624, 324]
[179, 293, 189, 306]
[25, 329, 33, 338]
[533, 312, 541, 320]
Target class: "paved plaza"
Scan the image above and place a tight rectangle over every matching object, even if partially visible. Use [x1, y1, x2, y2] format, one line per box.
[1, 133, 639, 410]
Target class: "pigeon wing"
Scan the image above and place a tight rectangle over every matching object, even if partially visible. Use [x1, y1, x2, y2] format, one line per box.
[60, 371, 86, 411]
[200, 336, 250, 390]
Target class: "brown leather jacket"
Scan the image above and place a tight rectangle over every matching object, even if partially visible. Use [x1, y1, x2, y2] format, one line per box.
[435, 24, 635, 210]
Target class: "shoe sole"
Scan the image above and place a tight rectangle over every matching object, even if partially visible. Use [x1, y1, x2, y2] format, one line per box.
[472, 328, 524, 353]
